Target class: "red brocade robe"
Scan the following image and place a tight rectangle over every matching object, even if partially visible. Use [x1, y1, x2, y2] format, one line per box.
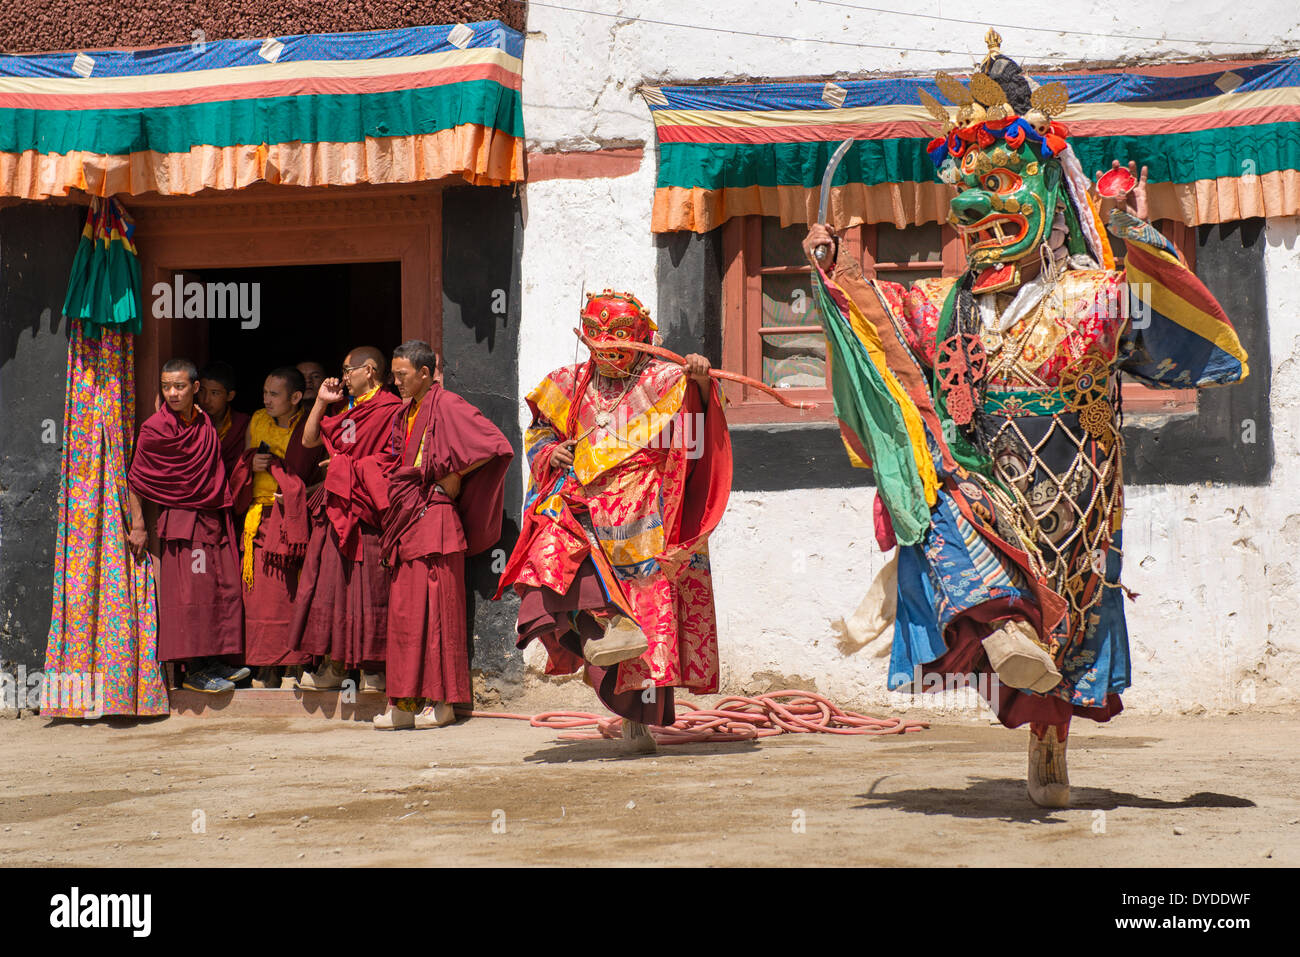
[289, 388, 403, 669]
[127, 405, 243, 662]
[228, 412, 325, 666]
[496, 359, 733, 711]
[368, 384, 512, 702]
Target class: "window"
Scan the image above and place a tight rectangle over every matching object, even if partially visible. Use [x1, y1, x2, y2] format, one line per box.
[722, 215, 1201, 422]
[721, 216, 961, 423]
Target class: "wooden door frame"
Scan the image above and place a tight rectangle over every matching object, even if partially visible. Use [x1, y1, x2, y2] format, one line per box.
[129, 182, 442, 423]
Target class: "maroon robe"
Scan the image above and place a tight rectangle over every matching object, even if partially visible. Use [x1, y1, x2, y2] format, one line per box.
[228, 414, 325, 666]
[127, 405, 243, 662]
[289, 389, 403, 669]
[216, 408, 251, 483]
[369, 385, 512, 702]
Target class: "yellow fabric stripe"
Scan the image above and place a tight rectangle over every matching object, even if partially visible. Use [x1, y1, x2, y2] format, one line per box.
[1125, 261, 1251, 370]
[601, 525, 667, 567]
[650, 87, 1300, 130]
[573, 378, 688, 486]
[837, 279, 940, 507]
[0, 47, 523, 97]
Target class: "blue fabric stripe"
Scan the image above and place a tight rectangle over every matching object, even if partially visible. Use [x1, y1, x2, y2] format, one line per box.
[651, 58, 1300, 113]
[0, 20, 523, 79]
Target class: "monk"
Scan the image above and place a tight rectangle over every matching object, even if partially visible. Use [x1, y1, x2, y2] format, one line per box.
[228, 366, 326, 687]
[197, 361, 250, 481]
[495, 290, 732, 753]
[291, 347, 403, 691]
[368, 340, 512, 730]
[297, 360, 326, 411]
[127, 358, 246, 692]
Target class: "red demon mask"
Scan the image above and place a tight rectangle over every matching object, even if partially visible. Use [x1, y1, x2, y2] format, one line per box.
[580, 289, 656, 378]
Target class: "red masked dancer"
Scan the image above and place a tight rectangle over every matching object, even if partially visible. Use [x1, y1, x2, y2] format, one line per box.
[495, 290, 733, 753]
[369, 341, 513, 731]
[290, 347, 403, 691]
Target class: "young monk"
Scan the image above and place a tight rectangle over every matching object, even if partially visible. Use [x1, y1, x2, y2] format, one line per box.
[227, 366, 326, 686]
[297, 360, 326, 412]
[197, 361, 250, 481]
[290, 346, 403, 691]
[367, 341, 512, 730]
[127, 358, 246, 692]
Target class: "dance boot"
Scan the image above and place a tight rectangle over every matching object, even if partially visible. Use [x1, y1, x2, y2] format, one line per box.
[372, 705, 415, 730]
[981, 619, 1062, 693]
[621, 720, 658, 754]
[1027, 725, 1071, 808]
[413, 702, 456, 729]
[296, 657, 346, 691]
[582, 615, 649, 667]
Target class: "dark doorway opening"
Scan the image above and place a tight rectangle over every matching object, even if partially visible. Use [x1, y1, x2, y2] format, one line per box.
[200, 262, 402, 414]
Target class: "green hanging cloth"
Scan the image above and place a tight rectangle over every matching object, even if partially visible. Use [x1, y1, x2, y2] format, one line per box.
[62, 197, 143, 340]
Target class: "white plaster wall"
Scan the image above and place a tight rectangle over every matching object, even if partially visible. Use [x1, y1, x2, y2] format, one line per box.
[512, 3, 1300, 712]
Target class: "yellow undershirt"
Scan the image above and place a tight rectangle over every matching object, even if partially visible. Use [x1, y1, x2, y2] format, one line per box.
[241, 407, 302, 587]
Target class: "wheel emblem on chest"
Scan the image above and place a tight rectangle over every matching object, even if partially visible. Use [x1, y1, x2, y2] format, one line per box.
[1058, 354, 1113, 440]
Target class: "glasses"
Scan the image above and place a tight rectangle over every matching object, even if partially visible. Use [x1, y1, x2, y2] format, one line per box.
[341, 364, 375, 376]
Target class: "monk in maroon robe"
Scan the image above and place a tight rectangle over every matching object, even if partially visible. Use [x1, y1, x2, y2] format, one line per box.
[198, 361, 250, 482]
[290, 347, 403, 690]
[127, 358, 245, 693]
[227, 366, 326, 684]
[366, 340, 512, 730]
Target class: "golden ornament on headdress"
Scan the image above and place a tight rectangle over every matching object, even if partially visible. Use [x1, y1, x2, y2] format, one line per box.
[1030, 81, 1069, 117]
[919, 88, 954, 133]
[935, 71, 974, 105]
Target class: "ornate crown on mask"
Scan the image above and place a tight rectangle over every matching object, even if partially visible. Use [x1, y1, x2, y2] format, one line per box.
[922, 30, 1071, 177]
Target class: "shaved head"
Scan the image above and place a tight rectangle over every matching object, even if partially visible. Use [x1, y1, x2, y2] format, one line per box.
[346, 346, 386, 378]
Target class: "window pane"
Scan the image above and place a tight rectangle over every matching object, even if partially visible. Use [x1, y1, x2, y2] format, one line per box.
[875, 223, 941, 264]
[762, 274, 822, 328]
[878, 267, 943, 288]
[761, 217, 809, 268]
[762, 333, 827, 389]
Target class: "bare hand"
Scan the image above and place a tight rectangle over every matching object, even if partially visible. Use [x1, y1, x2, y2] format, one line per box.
[550, 439, 577, 470]
[252, 453, 272, 473]
[128, 525, 148, 559]
[683, 353, 712, 396]
[1094, 160, 1149, 223]
[802, 224, 838, 267]
[436, 471, 463, 500]
[317, 378, 346, 405]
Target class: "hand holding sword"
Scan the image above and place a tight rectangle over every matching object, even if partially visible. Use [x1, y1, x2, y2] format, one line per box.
[808, 137, 856, 265]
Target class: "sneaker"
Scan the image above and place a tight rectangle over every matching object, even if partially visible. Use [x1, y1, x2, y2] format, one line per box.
[208, 662, 251, 683]
[250, 666, 280, 688]
[412, 702, 456, 729]
[297, 658, 346, 691]
[182, 670, 236, 694]
[359, 670, 385, 693]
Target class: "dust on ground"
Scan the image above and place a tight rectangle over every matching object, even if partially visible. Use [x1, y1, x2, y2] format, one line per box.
[1, 708, 1296, 867]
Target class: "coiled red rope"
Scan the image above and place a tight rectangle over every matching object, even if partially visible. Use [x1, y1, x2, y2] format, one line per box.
[458, 691, 928, 744]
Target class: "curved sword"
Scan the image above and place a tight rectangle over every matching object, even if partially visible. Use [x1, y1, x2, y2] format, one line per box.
[814, 137, 855, 261]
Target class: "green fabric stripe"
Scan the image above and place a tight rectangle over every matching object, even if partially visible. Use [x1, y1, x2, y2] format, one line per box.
[656, 123, 1300, 190]
[812, 274, 931, 546]
[0, 80, 523, 155]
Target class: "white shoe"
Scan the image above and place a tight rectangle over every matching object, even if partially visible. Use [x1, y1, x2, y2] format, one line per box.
[1027, 726, 1071, 808]
[372, 705, 415, 730]
[621, 720, 658, 754]
[982, 619, 1062, 693]
[413, 702, 456, 729]
[582, 616, 649, 667]
[297, 658, 346, 691]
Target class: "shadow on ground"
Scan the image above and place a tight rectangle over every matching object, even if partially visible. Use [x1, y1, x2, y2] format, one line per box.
[524, 738, 760, 764]
[854, 775, 1256, 824]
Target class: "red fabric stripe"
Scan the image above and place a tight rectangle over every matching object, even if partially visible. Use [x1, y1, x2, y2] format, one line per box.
[0, 62, 521, 112]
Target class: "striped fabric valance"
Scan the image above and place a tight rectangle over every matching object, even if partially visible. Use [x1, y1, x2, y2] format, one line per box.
[0, 20, 524, 199]
[646, 57, 1300, 233]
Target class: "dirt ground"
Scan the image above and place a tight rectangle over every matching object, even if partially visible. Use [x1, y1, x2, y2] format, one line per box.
[1, 706, 1297, 867]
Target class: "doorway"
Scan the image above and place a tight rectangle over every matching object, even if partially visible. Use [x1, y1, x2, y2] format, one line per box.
[198, 262, 402, 412]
